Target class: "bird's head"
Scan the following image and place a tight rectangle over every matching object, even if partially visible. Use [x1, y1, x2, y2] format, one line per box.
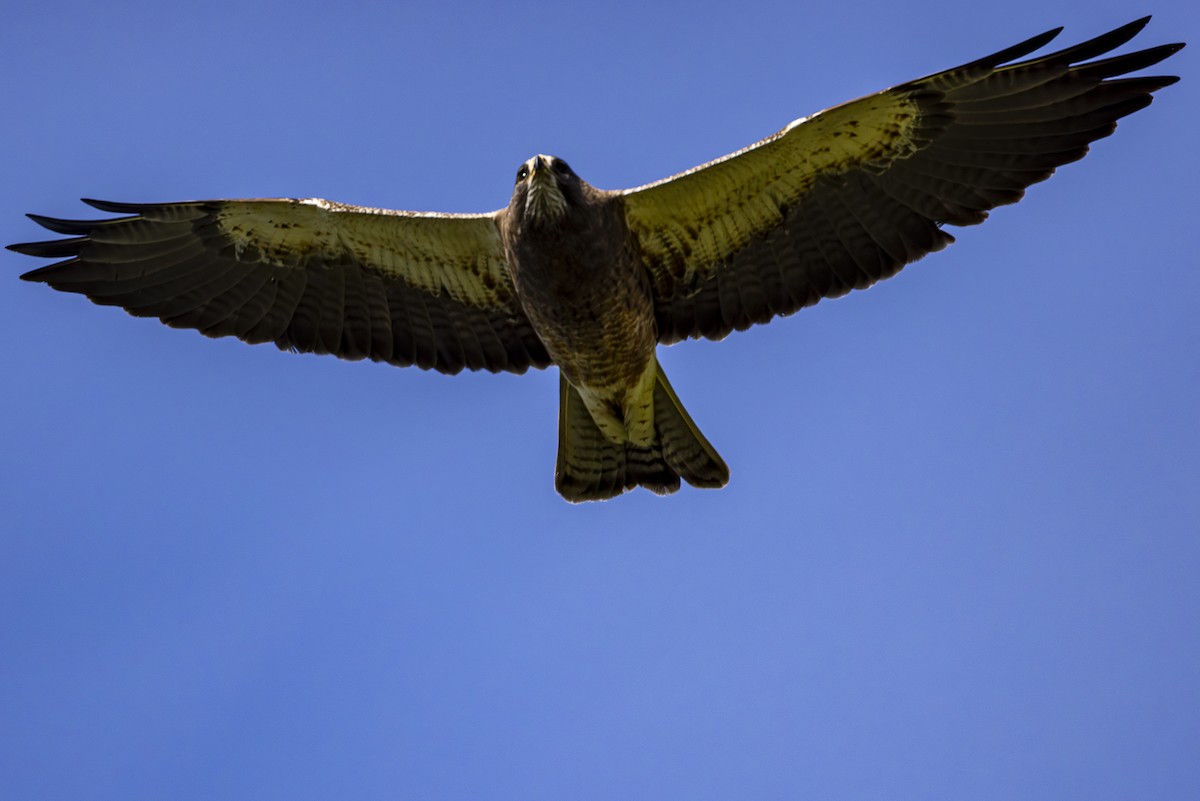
[509, 154, 583, 226]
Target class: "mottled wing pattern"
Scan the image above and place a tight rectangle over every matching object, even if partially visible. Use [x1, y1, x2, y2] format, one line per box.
[11, 198, 551, 374]
[621, 18, 1183, 344]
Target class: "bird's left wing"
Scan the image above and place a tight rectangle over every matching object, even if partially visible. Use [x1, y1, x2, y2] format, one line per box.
[620, 18, 1183, 344]
[10, 198, 550, 374]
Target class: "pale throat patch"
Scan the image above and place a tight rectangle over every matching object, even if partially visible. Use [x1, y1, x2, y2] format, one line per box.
[525, 172, 568, 221]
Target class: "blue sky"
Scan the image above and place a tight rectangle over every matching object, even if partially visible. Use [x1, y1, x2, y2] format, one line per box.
[2, 1, 1197, 799]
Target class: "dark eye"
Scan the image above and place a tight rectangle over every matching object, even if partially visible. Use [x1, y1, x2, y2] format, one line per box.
[553, 160, 571, 175]
[516, 165, 530, 183]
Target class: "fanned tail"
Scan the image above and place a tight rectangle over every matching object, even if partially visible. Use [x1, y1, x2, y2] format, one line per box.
[554, 365, 729, 502]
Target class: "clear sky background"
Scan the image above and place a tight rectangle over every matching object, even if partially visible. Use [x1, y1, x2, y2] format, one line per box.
[2, 2, 1197, 799]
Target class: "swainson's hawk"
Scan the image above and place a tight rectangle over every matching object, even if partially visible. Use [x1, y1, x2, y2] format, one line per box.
[9, 18, 1184, 502]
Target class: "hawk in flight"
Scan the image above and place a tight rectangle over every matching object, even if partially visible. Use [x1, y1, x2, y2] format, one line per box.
[10, 18, 1183, 501]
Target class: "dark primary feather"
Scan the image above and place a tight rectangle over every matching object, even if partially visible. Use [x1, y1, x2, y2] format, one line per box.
[620, 17, 1183, 344]
[11, 199, 551, 374]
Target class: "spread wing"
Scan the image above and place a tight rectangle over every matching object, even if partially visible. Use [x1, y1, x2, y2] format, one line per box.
[10, 198, 551, 374]
[621, 17, 1184, 344]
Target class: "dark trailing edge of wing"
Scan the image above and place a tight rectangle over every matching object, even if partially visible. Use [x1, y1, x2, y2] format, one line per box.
[10, 200, 553, 375]
[648, 18, 1183, 344]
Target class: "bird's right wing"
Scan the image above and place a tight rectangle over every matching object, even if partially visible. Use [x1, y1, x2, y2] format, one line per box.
[620, 18, 1183, 344]
[10, 198, 551, 374]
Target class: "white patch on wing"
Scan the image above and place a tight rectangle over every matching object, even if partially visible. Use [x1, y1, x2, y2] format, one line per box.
[781, 113, 814, 133]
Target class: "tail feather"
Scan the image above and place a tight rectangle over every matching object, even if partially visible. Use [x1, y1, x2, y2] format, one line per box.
[556, 373, 628, 501]
[554, 365, 729, 503]
[653, 363, 730, 489]
[556, 373, 679, 501]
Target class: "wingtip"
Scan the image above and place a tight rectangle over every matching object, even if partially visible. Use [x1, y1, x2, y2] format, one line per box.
[1041, 26, 1065, 44]
[1104, 16, 1154, 42]
[978, 26, 1063, 69]
[16, 260, 64, 281]
[1108, 15, 1156, 45]
[1034, 26, 1064, 48]
[25, 213, 76, 234]
[81, 197, 154, 213]
[8, 240, 44, 257]
[1027, 17, 1161, 64]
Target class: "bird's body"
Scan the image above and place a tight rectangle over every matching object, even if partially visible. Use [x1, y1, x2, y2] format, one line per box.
[9, 18, 1183, 501]
[502, 160, 651, 429]
[508, 193, 657, 445]
[500, 155, 727, 497]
